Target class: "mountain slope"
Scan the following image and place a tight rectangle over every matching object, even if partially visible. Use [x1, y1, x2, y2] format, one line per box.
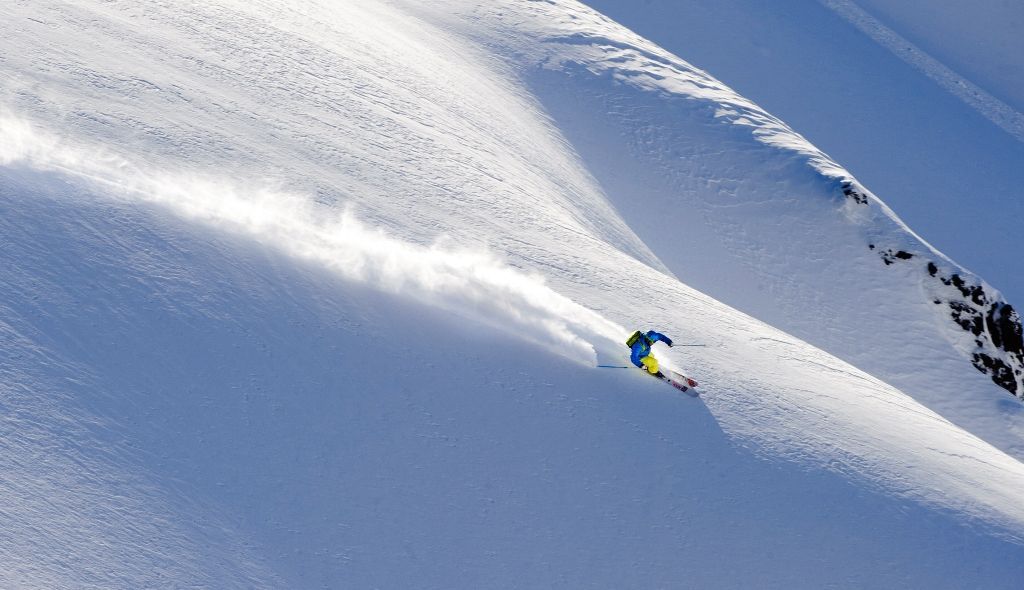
[2, 0, 1024, 587]
[4, 163, 1024, 588]
[407, 0, 1024, 453]
[581, 0, 1024, 315]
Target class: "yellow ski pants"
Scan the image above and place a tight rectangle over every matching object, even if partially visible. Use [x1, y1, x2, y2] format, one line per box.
[640, 355, 659, 374]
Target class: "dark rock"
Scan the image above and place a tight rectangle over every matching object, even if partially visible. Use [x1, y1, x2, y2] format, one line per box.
[987, 304, 1023, 355]
[943, 273, 987, 304]
[949, 300, 983, 336]
[923, 259, 1023, 398]
[841, 181, 868, 205]
[879, 248, 915, 266]
[973, 353, 1019, 395]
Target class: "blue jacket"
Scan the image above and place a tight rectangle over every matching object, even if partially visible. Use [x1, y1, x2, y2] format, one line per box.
[630, 330, 673, 368]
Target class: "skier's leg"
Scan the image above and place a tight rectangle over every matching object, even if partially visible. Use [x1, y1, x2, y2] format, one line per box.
[640, 355, 659, 374]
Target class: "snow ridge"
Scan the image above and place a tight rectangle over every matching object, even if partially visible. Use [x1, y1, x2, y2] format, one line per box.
[420, 0, 1024, 400]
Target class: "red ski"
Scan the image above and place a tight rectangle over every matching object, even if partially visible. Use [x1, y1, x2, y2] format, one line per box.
[668, 370, 699, 388]
[649, 369, 699, 396]
[596, 365, 700, 395]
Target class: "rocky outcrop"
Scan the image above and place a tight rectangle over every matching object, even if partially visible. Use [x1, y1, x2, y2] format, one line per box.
[880, 251, 1024, 397]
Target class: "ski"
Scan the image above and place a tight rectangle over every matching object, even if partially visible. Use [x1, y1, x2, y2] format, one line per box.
[601, 364, 700, 395]
[668, 370, 699, 389]
[646, 368, 699, 396]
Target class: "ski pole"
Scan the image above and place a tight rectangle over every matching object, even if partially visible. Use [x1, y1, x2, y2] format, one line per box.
[597, 365, 632, 369]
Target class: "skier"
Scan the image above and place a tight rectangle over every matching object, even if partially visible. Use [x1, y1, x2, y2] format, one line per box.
[627, 329, 673, 378]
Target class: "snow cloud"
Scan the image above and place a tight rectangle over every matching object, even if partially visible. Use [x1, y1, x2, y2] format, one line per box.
[0, 113, 627, 364]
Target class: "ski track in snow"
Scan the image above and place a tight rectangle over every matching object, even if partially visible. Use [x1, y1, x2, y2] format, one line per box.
[820, 0, 1024, 143]
[3, 0, 1024, 585]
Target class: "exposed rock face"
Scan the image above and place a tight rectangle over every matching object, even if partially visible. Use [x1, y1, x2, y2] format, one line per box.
[885, 251, 1023, 397]
[880, 248, 914, 266]
[841, 181, 868, 205]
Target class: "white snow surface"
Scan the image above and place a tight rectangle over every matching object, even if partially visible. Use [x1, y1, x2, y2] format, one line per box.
[2, 0, 1024, 587]
[582, 0, 1024, 309]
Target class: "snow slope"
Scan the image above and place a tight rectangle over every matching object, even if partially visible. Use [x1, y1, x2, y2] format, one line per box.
[2, 0, 1024, 587]
[427, 0, 1024, 452]
[582, 0, 1024, 308]
[5, 162, 1024, 588]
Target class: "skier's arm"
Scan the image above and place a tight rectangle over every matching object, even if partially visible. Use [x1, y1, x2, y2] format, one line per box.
[646, 331, 674, 347]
